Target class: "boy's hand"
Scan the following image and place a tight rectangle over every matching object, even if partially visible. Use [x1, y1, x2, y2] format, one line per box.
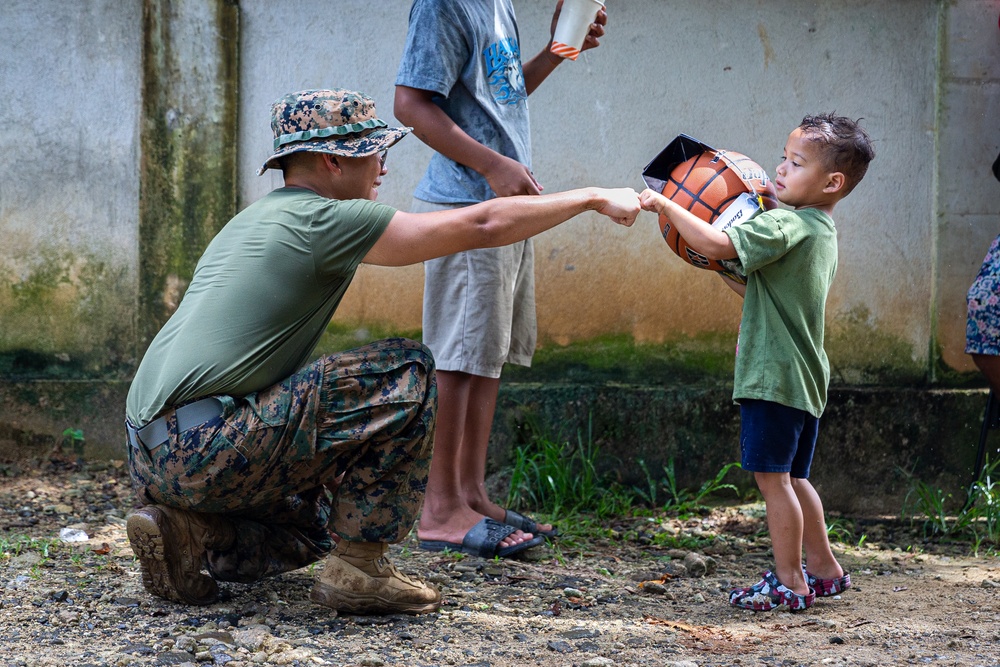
[594, 187, 641, 227]
[484, 154, 543, 197]
[639, 188, 670, 214]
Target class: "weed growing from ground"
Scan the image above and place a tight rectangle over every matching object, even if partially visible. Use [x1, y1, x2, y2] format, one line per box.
[504, 414, 743, 535]
[901, 456, 1000, 553]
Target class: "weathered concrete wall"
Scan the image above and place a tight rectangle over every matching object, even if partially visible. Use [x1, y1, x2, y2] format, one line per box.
[1, 1, 998, 513]
[936, 0, 1000, 374]
[0, 0, 142, 378]
[3, 0, 993, 386]
[235, 0, 999, 384]
[491, 384, 992, 515]
[138, 0, 240, 345]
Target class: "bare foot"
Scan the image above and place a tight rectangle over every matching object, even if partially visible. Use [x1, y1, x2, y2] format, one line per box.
[417, 505, 535, 550]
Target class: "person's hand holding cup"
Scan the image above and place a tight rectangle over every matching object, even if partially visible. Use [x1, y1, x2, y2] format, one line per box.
[550, 0, 607, 61]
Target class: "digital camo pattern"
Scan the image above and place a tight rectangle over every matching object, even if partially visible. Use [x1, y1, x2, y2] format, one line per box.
[258, 89, 410, 174]
[966, 234, 1000, 356]
[128, 339, 436, 577]
[271, 89, 381, 139]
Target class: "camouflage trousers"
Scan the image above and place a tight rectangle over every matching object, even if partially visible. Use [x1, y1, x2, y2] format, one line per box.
[127, 338, 436, 583]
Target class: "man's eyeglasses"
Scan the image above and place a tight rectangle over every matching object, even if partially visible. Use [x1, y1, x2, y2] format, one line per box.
[378, 150, 388, 169]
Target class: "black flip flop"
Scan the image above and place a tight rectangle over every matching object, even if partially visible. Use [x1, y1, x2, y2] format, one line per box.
[419, 517, 545, 558]
[503, 509, 559, 538]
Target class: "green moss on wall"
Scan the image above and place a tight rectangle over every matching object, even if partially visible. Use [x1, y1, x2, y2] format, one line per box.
[322, 312, 935, 387]
[0, 246, 133, 379]
[826, 306, 926, 385]
[138, 0, 239, 346]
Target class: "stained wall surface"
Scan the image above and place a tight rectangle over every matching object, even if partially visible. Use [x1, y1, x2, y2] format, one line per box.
[0, 0, 142, 378]
[238, 0, 999, 382]
[0, 0, 997, 391]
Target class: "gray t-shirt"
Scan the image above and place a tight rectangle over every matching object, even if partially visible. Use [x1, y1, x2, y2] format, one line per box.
[126, 189, 395, 425]
[395, 0, 531, 204]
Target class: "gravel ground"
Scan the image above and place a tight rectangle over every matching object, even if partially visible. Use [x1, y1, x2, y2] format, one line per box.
[2, 459, 1000, 667]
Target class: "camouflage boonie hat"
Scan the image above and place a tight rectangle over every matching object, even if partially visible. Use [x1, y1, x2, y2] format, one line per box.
[257, 89, 411, 175]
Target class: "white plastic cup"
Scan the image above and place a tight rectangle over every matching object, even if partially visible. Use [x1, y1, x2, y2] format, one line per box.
[550, 0, 605, 61]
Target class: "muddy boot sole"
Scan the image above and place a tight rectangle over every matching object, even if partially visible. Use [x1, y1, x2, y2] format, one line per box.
[126, 507, 218, 605]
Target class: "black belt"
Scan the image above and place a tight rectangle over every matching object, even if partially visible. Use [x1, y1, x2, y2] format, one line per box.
[126, 396, 224, 450]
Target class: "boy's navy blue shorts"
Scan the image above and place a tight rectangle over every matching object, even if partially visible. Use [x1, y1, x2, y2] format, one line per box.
[738, 399, 819, 478]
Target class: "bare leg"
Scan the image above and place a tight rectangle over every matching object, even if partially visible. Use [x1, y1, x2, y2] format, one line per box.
[791, 477, 844, 580]
[417, 370, 536, 547]
[755, 471, 809, 596]
[972, 353, 1000, 394]
[455, 374, 554, 534]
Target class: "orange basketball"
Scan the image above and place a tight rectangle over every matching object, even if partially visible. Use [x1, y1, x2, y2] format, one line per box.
[657, 150, 779, 278]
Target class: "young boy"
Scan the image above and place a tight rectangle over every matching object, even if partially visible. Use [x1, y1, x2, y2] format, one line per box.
[639, 114, 875, 611]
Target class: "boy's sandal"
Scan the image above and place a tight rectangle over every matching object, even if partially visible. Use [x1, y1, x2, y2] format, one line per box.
[729, 570, 815, 612]
[803, 565, 851, 597]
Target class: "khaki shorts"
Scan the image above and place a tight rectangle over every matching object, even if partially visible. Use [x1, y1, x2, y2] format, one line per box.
[412, 198, 536, 378]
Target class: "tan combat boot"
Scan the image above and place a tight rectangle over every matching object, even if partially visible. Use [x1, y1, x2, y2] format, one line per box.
[126, 505, 236, 605]
[310, 541, 440, 615]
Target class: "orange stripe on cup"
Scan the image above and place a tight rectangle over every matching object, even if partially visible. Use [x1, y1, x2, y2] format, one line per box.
[550, 41, 581, 60]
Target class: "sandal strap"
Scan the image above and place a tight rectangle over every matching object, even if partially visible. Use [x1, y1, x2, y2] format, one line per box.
[503, 509, 538, 534]
[462, 518, 517, 558]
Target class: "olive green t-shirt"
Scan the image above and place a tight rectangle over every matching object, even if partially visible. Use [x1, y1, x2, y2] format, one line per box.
[126, 188, 395, 425]
[724, 207, 838, 418]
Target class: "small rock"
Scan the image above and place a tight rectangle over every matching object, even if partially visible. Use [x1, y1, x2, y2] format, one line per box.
[482, 564, 503, 578]
[175, 636, 198, 653]
[547, 640, 574, 653]
[357, 653, 385, 666]
[561, 627, 599, 639]
[57, 610, 81, 624]
[642, 582, 667, 595]
[563, 587, 585, 598]
[581, 658, 615, 667]
[683, 552, 716, 577]
[59, 527, 89, 543]
[272, 648, 319, 665]
[153, 651, 196, 665]
[829, 636, 845, 644]
[10, 553, 41, 569]
[981, 579, 999, 588]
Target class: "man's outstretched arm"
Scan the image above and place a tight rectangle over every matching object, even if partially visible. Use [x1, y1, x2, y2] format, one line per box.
[363, 187, 640, 267]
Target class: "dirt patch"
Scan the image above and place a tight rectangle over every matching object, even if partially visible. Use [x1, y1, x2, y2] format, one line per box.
[1, 461, 999, 666]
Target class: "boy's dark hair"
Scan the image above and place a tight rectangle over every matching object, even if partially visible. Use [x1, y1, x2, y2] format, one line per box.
[799, 113, 875, 196]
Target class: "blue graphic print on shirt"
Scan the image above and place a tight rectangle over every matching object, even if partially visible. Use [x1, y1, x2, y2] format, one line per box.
[484, 38, 526, 106]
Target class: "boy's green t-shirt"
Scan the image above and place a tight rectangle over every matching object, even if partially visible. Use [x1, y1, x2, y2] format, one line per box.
[126, 188, 395, 425]
[724, 207, 838, 418]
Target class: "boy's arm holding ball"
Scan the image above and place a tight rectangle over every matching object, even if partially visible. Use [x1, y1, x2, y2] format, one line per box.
[639, 188, 737, 260]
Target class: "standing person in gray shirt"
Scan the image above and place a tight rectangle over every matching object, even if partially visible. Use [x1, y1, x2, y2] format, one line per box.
[395, 0, 607, 557]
